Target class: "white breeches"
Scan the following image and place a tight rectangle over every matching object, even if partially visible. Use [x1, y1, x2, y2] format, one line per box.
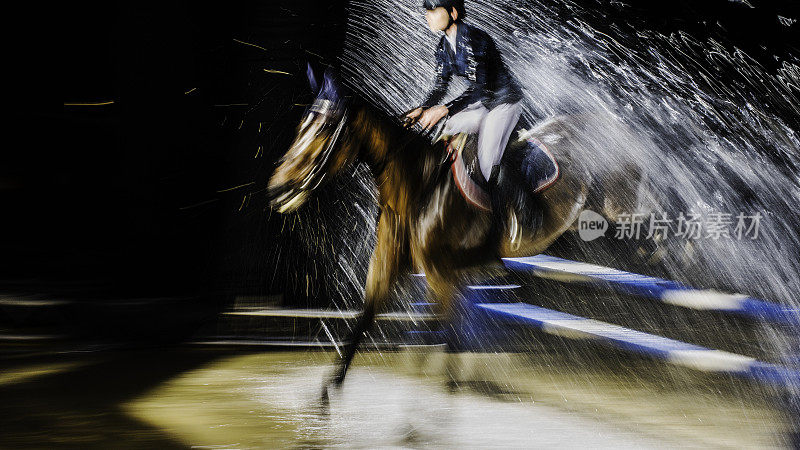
[442, 101, 523, 181]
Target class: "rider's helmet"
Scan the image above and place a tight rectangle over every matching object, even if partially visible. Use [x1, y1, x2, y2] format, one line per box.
[422, 0, 466, 19]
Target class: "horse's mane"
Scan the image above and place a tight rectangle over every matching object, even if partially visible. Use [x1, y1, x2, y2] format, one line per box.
[352, 96, 444, 162]
[349, 96, 451, 215]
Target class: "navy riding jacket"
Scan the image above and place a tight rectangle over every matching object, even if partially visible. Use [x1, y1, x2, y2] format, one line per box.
[422, 21, 523, 114]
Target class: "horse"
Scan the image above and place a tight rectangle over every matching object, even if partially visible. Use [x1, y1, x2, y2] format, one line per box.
[268, 67, 639, 399]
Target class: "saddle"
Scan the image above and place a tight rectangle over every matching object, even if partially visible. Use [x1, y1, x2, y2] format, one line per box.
[443, 125, 560, 236]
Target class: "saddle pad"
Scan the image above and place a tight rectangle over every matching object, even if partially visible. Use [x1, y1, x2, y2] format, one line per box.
[522, 137, 560, 193]
[450, 139, 491, 211]
[448, 135, 560, 211]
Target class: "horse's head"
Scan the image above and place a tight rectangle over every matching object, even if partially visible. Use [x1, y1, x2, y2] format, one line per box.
[269, 65, 356, 213]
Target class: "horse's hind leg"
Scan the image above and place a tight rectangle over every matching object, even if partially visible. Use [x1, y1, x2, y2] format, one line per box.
[324, 210, 407, 398]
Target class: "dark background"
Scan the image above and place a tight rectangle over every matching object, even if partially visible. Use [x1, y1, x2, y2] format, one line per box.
[3, 0, 797, 338]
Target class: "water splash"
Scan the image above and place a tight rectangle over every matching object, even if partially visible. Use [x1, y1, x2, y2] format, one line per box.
[338, 1, 798, 305]
[332, 0, 800, 418]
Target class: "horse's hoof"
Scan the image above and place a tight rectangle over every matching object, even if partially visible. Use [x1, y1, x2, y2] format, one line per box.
[320, 385, 330, 405]
[320, 376, 342, 404]
[330, 371, 346, 389]
[445, 379, 460, 393]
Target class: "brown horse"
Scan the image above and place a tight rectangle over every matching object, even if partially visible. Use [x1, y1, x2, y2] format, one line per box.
[268, 68, 637, 397]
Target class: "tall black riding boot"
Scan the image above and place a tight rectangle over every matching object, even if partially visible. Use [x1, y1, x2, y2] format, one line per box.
[487, 164, 505, 255]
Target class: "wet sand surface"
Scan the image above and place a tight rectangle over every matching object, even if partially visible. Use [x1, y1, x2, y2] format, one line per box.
[0, 348, 788, 448]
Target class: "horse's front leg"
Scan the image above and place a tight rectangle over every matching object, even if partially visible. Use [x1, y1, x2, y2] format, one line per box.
[324, 210, 406, 397]
[424, 274, 464, 388]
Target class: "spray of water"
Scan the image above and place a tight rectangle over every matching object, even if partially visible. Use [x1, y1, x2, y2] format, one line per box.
[330, 0, 800, 398]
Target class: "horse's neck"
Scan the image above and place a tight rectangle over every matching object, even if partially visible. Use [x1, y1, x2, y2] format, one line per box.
[351, 106, 395, 174]
[352, 104, 441, 216]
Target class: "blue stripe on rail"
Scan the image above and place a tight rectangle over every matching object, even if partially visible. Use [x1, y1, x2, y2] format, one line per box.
[503, 255, 798, 324]
[477, 302, 800, 386]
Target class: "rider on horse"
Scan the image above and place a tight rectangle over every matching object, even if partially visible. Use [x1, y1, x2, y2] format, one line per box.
[405, 0, 525, 240]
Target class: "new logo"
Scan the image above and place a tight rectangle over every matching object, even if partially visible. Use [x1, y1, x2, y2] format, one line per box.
[578, 209, 608, 241]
